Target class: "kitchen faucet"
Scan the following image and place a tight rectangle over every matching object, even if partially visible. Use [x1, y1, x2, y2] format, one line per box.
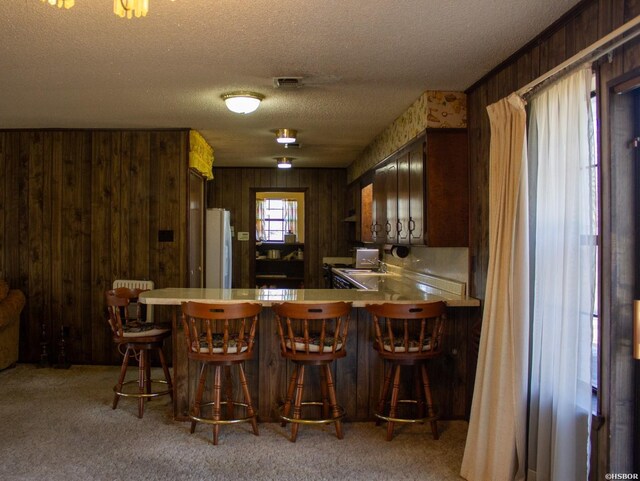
[360, 258, 387, 273]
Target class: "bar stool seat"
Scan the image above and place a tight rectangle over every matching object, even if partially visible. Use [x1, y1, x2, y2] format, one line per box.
[105, 288, 173, 419]
[181, 301, 261, 445]
[365, 301, 447, 441]
[272, 302, 352, 442]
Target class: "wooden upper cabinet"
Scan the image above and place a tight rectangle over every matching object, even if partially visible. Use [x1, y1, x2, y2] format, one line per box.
[383, 162, 398, 244]
[397, 139, 425, 245]
[360, 183, 374, 243]
[373, 166, 386, 243]
[367, 130, 468, 247]
[424, 130, 468, 247]
[373, 160, 399, 244]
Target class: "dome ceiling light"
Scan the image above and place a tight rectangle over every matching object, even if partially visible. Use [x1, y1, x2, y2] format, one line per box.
[221, 92, 265, 114]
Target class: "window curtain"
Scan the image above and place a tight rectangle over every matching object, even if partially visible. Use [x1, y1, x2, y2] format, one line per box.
[283, 199, 297, 236]
[526, 67, 594, 481]
[461, 93, 530, 481]
[256, 199, 265, 241]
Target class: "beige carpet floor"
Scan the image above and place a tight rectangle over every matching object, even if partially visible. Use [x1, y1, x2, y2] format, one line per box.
[0, 364, 467, 481]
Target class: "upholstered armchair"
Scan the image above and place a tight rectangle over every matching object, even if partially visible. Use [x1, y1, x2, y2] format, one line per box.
[0, 280, 26, 370]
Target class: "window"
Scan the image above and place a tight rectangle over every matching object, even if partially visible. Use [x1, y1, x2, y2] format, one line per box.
[256, 198, 298, 242]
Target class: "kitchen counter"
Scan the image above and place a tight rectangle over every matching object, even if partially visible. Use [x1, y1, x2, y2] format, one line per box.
[140, 279, 479, 423]
[139, 268, 479, 308]
[330, 264, 479, 307]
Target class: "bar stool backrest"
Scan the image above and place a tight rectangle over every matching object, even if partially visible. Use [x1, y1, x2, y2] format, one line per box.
[105, 288, 148, 338]
[366, 301, 447, 359]
[181, 302, 261, 360]
[272, 302, 352, 358]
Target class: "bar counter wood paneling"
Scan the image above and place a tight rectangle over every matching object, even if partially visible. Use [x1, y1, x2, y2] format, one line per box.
[140, 288, 480, 423]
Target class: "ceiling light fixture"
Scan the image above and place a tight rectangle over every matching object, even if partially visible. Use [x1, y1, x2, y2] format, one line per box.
[275, 157, 294, 169]
[221, 92, 264, 114]
[275, 128, 297, 144]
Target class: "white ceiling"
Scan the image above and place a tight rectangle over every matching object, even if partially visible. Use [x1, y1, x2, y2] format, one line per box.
[1, 0, 579, 168]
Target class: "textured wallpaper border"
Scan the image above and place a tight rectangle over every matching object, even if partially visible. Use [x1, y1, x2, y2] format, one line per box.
[347, 91, 466, 183]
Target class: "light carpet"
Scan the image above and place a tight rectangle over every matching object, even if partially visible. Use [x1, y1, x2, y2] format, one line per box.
[0, 364, 467, 481]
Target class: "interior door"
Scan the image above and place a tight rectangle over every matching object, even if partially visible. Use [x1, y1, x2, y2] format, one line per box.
[599, 75, 640, 475]
[633, 89, 640, 475]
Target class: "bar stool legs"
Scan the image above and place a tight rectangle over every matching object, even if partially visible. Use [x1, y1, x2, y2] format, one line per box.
[421, 364, 439, 440]
[112, 343, 173, 419]
[189, 361, 259, 446]
[376, 361, 439, 441]
[280, 363, 344, 442]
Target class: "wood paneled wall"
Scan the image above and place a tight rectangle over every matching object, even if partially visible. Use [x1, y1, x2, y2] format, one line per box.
[0, 129, 190, 365]
[467, 0, 640, 300]
[209, 167, 350, 288]
[466, 0, 640, 474]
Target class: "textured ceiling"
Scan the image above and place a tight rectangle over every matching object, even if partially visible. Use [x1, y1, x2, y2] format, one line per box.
[0, 0, 580, 168]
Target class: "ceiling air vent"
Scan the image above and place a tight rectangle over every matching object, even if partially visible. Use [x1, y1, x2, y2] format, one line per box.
[273, 77, 304, 88]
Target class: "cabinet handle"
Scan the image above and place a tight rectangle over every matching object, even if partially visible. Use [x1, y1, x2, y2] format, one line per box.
[397, 221, 403, 234]
[409, 218, 416, 232]
[385, 221, 392, 234]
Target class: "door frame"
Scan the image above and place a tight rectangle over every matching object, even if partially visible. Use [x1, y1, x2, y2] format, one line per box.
[597, 67, 640, 476]
[249, 188, 308, 288]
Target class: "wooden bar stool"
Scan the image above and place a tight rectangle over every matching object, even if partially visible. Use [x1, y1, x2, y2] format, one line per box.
[272, 301, 352, 442]
[181, 301, 261, 445]
[105, 288, 173, 419]
[365, 301, 447, 441]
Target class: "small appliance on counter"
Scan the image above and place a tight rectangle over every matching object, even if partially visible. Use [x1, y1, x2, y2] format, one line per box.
[354, 248, 380, 269]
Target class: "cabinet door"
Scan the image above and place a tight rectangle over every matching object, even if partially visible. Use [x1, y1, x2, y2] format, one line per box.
[396, 138, 425, 245]
[408, 140, 425, 244]
[383, 162, 398, 244]
[425, 130, 469, 246]
[360, 183, 374, 243]
[373, 167, 387, 243]
[396, 153, 411, 244]
[373, 161, 399, 244]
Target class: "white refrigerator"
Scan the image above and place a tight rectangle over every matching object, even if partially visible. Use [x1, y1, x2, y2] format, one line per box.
[205, 208, 232, 288]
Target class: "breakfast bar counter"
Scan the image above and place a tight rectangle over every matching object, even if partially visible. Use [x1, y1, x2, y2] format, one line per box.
[140, 283, 480, 423]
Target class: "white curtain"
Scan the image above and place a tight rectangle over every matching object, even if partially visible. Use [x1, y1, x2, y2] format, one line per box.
[526, 67, 594, 481]
[256, 199, 265, 241]
[283, 199, 298, 237]
[461, 93, 530, 481]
